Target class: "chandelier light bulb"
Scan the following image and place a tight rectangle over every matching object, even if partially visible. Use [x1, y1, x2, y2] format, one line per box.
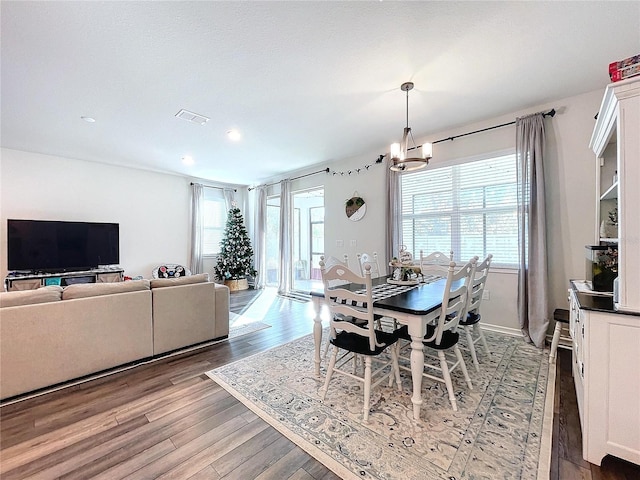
[390, 143, 401, 160]
[422, 142, 433, 159]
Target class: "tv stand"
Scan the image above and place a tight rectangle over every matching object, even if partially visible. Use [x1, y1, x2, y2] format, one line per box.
[4, 268, 124, 292]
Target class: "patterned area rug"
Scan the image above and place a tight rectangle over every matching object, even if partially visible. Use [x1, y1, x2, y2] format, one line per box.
[206, 330, 554, 480]
[228, 312, 271, 339]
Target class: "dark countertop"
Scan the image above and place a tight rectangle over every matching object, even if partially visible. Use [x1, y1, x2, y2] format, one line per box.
[570, 280, 639, 317]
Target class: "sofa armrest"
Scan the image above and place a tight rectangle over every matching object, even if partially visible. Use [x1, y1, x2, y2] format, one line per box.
[152, 282, 225, 355]
[214, 283, 230, 338]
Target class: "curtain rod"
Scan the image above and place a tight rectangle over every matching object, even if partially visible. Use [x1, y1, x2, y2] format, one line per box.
[244, 108, 556, 191]
[248, 168, 330, 191]
[394, 108, 556, 156]
[190, 182, 237, 192]
[430, 108, 556, 145]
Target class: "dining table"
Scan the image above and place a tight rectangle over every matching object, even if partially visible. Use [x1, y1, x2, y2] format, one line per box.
[310, 274, 456, 422]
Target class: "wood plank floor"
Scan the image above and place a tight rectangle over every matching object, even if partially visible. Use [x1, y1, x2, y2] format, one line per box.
[1, 288, 639, 479]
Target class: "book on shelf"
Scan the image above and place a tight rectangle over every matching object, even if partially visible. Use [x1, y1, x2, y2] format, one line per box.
[611, 63, 640, 82]
[609, 54, 640, 74]
[609, 53, 640, 82]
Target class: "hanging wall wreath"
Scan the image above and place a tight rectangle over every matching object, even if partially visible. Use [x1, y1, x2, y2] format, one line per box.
[345, 194, 366, 221]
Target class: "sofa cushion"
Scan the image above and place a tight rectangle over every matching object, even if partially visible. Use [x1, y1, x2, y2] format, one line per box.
[150, 273, 209, 289]
[0, 286, 63, 308]
[62, 279, 150, 300]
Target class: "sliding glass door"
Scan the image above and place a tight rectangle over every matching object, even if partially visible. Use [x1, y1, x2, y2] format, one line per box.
[265, 195, 280, 287]
[291, 188, 324, 293]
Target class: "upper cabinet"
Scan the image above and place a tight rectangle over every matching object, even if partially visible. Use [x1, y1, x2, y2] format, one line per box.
[589, 76, 640, 312]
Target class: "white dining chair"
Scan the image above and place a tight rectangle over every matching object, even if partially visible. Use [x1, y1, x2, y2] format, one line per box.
[396, 258, 477, 411]
[319, 261, 402, 422]
[320, 254, 371, 360]
[357, 251, 400, 332]
[458, 254, 492, 371]
[356, 252, 382, 278]
[419, 250, 453, 267]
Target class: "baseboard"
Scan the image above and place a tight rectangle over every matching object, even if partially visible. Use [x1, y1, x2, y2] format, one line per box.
[481, 323, 521, 337]
[481, 324, 572, 350]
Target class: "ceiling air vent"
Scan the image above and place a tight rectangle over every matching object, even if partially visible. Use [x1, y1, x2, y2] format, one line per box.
[175, 109, 210, 125]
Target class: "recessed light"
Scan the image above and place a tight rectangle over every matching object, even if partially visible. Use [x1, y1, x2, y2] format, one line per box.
[181, 156, 194, 166]
[81, 116, 96, 123]
[227, 129, 241, 141]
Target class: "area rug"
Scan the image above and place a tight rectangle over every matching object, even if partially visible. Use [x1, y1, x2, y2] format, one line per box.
[206, 330, 554, 480]
[228, 312, 271, 339]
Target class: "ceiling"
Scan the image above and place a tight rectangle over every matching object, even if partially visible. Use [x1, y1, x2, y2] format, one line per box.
[2, 1, 639, 186]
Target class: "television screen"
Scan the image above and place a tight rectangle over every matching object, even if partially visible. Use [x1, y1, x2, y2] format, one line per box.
[7, 220, 119, 272]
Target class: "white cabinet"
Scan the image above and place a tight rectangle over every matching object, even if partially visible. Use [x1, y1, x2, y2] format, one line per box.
[589, 76, 640, 312]
[569, 287, 640, 466]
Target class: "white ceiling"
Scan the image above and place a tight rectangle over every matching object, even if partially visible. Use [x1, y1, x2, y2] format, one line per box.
[2, 1, 639, 186]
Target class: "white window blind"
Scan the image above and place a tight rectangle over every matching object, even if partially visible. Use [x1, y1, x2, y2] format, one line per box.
[401, 152, 519, 267]
[203, 190, 227, 255]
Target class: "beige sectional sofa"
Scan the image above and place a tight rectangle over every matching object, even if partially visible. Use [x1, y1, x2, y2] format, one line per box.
[0, 274, 230, 401]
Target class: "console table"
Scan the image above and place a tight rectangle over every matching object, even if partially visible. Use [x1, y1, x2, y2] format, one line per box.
[4, 268, 124, 291]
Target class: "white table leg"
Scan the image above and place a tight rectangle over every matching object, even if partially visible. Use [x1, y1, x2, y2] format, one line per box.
[312, 296, 323, 376]
[408, 321, 426, 421]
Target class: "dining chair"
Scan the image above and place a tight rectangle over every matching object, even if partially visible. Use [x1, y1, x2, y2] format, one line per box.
[356, 252, 382, 278]
[357, 252, 400, 332]
[319, 260, 402, 422]
[320, 254, 382, 364]
[414, 250, 451, 284]
[419, 250, 453, 267]
[458, 253, 492, 371]
[322, 254, 350, 270]
[396, 258, 477, 411]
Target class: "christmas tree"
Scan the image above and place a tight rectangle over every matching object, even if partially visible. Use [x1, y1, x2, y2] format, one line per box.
[214, 206, 258, 281]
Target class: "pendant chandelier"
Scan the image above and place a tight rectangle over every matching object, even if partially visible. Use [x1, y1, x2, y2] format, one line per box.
[389, 82, 432, 172]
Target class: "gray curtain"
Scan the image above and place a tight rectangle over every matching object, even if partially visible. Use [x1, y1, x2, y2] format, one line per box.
[223, 188, 235, 211]
[253, 186, 267, 289]
[516, 112, 549, 348]
[385, 158, 401, 275]
[189, 183, 204, 274]
[277, 179, 292, 295]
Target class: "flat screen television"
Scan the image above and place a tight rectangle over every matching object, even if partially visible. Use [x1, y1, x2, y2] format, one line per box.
[7, 219, 119, 273]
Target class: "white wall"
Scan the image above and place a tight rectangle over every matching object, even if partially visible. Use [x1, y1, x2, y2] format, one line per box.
[270, 88, 603, 333]
[0, 149, 244, 280]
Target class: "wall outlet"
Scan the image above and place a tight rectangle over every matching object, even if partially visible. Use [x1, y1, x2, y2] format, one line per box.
[350, 239, 357, 247]
[336, 239, 344, 247]
[482, 290, 490, 301]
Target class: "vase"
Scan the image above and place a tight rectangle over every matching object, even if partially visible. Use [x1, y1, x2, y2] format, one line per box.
[600, 220, 618, 239]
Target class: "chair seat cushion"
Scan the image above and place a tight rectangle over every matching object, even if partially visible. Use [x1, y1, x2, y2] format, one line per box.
[553, 308, 570, 323]
[331, 330, 398, 356]
[395, 325, 460, 350]
[459, 311, 481, 326]
[333, 313, 385, 326]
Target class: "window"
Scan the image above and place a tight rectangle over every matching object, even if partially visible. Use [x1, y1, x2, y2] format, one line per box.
[203, 190, 227, 255]
[401, 152, 519, 267]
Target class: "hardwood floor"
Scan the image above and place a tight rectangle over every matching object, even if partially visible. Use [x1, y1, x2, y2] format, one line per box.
[1, 288, 639, 479]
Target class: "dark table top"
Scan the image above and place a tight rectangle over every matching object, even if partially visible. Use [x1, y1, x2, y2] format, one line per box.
[570, 280, 639, 317]
[311, 275, 457, 317]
